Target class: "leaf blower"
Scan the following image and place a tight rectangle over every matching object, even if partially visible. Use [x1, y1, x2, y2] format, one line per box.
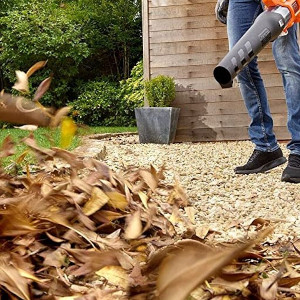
[213, 0, 300, 88]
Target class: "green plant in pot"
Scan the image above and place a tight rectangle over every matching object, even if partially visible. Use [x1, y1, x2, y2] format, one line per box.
[135, 75, 180, 144]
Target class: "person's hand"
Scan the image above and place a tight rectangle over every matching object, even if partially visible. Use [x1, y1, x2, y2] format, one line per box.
[215, 0, 229, 24]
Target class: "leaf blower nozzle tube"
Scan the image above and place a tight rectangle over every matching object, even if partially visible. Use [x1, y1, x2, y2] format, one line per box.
[213, 6, 291, 88]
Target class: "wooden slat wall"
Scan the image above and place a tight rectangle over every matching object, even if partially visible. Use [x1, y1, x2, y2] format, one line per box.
[143, 0, 290, 142]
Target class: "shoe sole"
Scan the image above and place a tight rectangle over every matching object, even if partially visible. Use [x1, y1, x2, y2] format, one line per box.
[281, 166, 300, 183]
[235, 157, 287, 175]
[281, 175, 300, 183]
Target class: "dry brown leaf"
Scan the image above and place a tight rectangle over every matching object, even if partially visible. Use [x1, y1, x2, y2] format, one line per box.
[168, 180, 188, 207]
[82, 187, 109, 216]
[12, 71, 29, 93]
[0, 264, 30, 300]
[278, 277, 300, 288]
[43, 248, 67, 268]
[195, 225, 211, 240]
[46, 232, 65, 243]
[260, 276, 278, 300]
[14, 125, 38, 131]
[17, 268, 47, 283]
[23, 135, 55, 157]
[64, 249, 120, 277]
[249, 218, 271, 230]
[0, 135, 15, 158]
[26, 60, 47, 78]
[157, 228, 273, 300]
[71, 177, 92, 194]
[96, 266, 129, 290]
[210, 277, 249, 294]
[34, 77, 52, 102]
[220, 267, 257, 282]
[53, 148, 85, 169]
[138, 191, 148, 208]
[139, 169, 158, 192]
[124, 210, 143, 240]
[43, 214, 95, 248]
[284, 260, 300, 278]
[50, 106, 71, 127]
[169, 207, 182, 225]
[106, 191, 128, 210]
[0, 209, 39, 236]
[94, 210, 125, 222]
[184, 207, 196, 224]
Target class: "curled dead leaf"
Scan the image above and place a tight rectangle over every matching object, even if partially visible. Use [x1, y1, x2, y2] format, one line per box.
[33, 76, 52, 102]
[12, 71, 29, 94]
[26, 60, 48, 78]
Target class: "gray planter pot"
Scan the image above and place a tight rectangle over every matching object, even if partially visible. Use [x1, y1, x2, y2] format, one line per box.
[135, 107, 180, 144]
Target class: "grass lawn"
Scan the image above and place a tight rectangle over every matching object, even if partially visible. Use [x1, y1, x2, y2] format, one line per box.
[0, 126, 137, 170]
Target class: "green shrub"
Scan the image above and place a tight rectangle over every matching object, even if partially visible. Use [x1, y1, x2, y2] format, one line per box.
[119, 60, 144, 112]
[70, 81, 121, 126]
[70, 60, 145, 126]
[0, 0, 90, 107]
[145, 75, 176, 107]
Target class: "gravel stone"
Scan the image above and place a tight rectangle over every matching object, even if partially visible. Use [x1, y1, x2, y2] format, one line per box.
[75, 134, 300, 243]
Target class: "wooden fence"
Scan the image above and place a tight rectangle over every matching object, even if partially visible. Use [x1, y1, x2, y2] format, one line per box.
[142, 0, 290, 142]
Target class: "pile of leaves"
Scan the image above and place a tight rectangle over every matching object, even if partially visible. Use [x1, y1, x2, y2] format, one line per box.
[0, 135, 299, 300]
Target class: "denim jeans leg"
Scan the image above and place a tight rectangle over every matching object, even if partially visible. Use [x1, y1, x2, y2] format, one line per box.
[272, 24, 300, 155]
[227, 0, 278, 152]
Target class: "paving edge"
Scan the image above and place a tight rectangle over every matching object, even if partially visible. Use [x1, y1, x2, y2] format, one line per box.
[85, 132, 138, 141]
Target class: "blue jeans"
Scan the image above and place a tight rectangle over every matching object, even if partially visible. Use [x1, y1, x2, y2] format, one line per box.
[227, 0, 300, 155]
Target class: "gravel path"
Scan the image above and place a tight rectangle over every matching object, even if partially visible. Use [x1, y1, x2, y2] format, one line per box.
[75, 133, 300, 243]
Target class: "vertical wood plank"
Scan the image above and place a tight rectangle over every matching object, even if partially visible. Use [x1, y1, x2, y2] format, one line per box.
[142, 0, 150, 106]
[144, 2, 287, 141]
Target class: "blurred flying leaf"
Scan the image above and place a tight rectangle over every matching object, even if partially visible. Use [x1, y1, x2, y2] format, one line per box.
[14, 125, 38, 131]
[0, 135, 15, 158]
[17, 268, 48, 283]
[168, 180, 188, 207]
[82, 187, 109, 216]
[33, 76, 52, 102]
[0, 264, 30, 300]
[139, 169, 158, 192]
[60, 117, 77, 149]
[50, 106, 71, 127]
[64, 248, 120, 277]
[184, 207, 196, 224]
[138, 191, 148, 209]
[26, 60, 47, 78]
[125, 210, 142, 240]
[260, 276, 278, 300]
[157, 228, 273, 300]
[12, 71, 29, 94]
[278, 277, 300, 288]
[15, 150, 29, 165]
[0, 209, 39, 236]
[106, 191, 128, 210]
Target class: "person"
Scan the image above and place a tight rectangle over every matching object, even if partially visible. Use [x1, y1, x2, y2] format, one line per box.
[215, 0, 300, 183]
